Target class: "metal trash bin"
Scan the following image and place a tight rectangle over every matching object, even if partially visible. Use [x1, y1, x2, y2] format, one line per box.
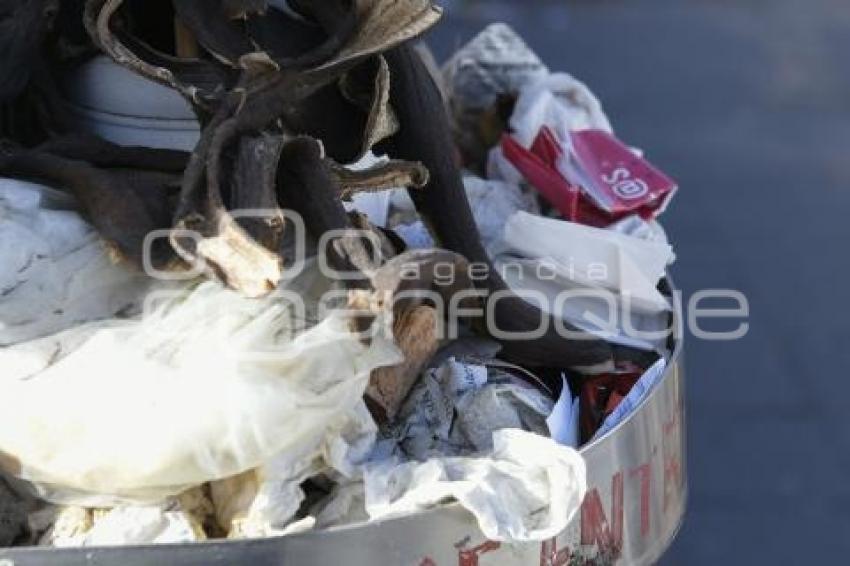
[0, 284, 685, 566]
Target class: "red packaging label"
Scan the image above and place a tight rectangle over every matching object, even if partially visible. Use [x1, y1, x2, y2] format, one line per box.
[501, 132, 581, 221]
[501, 127, 678, 227]
[563, 129, 678, 216]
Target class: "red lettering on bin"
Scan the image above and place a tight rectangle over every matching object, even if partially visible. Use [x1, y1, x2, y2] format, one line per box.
[581, 472, 624, 553]
[458, 540, 501, 566]
[630, 463, 652, 537]
[540, 538, 572, 566]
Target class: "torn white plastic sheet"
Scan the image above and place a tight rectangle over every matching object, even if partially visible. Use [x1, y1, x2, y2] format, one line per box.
[492, 211, 674, 351]
[496, 211, 673, 312]
[364, 429, 586, 542]
[509, 72, 613, 150]
[0, 274, 402, 505]
[0, 179, 153, 346]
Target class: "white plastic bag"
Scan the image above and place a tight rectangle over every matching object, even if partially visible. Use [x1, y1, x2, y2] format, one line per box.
[0, 276, 401, 505]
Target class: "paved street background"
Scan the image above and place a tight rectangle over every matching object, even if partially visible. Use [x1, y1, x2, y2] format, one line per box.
[434, 1, 850, 563]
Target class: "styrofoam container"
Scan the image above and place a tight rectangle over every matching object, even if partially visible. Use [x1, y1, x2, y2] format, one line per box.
[60, 56, 201, 151]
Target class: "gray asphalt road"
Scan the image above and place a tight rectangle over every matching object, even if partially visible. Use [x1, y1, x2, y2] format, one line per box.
[434, 1, 850, 563]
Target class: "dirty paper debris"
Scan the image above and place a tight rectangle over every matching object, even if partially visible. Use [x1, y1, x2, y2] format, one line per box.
[365, 429, 587, 542]
[40, 501, 207, 548]
[359, 358, 587, 542]
[374, 357, 554, 461]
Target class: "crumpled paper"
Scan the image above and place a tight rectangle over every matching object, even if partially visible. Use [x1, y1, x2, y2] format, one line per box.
[374, 357, 554, 461]
[391, 175, 539, 253]
[443, 23, 549, 114]
[283, 357, 584, 543]
[357, 358, 585, 542]
[0, 179, 153, 346]
[509, 72, 613, 150]
[382, 358, 553, 460]
[443, 23, 550, 166]
[39, 499, 207, 547]
[492, 211, 675, 351]
[0, 272, 402, 505]
[210, 400, 379, 538]
[204, 354, 564, 540]
[364, 429, 586, 542]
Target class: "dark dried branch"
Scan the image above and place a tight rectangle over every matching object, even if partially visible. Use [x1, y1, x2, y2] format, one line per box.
[38, 134, 190, 173]
[84, 0, 226, 108]
[379, 43, 615, 370]
[328, 159, 429, 200]
[173, 0, 257, 66]
[0, 148, 177, 269]
[277, 136, 375, 283]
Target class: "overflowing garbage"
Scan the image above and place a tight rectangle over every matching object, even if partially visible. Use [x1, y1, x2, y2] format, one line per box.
[0, 2, 678, 551]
